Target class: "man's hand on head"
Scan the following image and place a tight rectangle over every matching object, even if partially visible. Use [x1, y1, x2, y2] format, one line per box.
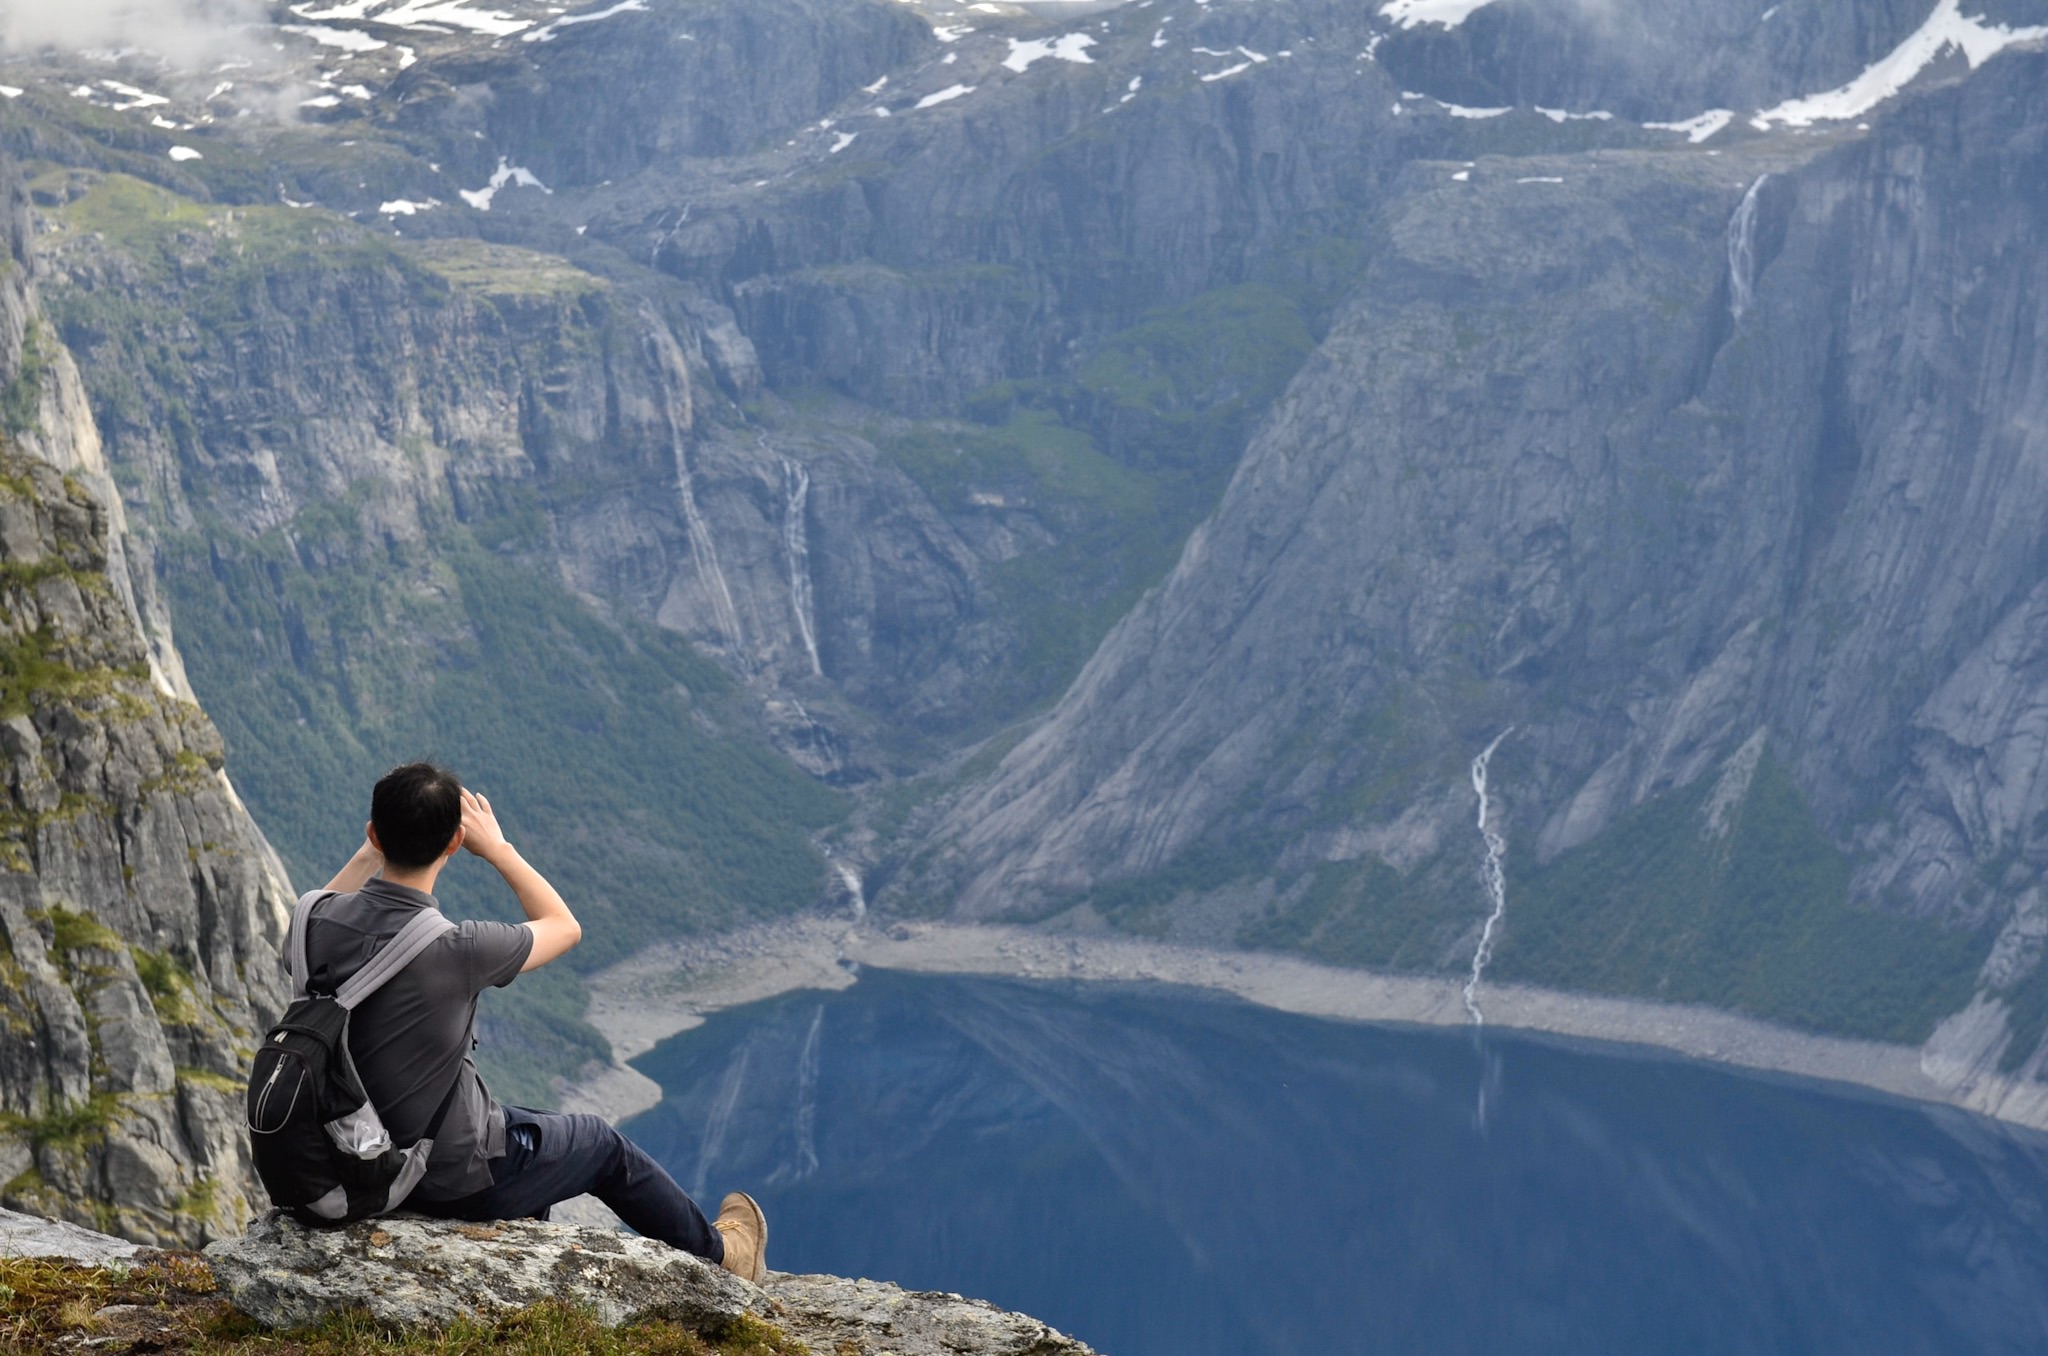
[460, 789, 513, 864]
[454, 787, 581, 970]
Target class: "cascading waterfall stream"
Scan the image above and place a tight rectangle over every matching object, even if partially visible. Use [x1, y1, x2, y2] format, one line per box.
[780, 457, 823, 676]
[831, 860, 867, 923]
[1461, 729, 1514, 1027]
[1728, 173, 1769, 323]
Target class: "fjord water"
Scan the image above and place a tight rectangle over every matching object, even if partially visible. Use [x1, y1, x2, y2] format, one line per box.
[625, 972, 2048, 1355]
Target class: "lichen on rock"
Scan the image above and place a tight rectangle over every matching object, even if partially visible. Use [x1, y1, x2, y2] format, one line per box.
[205, 1212, 755, 1332]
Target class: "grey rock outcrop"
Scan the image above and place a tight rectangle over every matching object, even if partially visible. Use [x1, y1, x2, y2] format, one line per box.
[206, 1213, 1097, 1355]
[0, 1204, 145, 1264]
[767, 1271, 1097, 1356]
[206, 1212, 754, 1331]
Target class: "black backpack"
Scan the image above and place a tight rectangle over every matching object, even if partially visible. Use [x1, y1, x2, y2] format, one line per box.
[246, 890, 459, 1225]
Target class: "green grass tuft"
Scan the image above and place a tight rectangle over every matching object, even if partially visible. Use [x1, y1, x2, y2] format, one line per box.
[0, 1256, 809, 1355]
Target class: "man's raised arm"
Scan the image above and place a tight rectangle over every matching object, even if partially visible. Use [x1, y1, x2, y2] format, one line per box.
[459, 789, 582, 971]
[324, 838, 384, 893]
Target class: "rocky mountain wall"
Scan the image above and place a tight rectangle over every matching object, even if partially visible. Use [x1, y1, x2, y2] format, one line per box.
[41, 198, 980, 722]
[918, 41, 2048, 1062]
[635, 0, 1431, 413]
[395, 0, 935, 186]
[1376, 0, 1938, 121]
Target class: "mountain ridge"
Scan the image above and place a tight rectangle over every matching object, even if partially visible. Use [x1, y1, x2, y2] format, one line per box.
[3, 0, 2048, 1221]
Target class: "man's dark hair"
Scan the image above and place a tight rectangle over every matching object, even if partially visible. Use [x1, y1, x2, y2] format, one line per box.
[371, 763, 464, 868]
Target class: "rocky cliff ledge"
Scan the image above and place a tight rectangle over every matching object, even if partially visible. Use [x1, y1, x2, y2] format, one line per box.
[0, 1207, 1097, 1356]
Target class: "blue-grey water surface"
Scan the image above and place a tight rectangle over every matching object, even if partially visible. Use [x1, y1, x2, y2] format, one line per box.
[623, 971, 2048, 1355]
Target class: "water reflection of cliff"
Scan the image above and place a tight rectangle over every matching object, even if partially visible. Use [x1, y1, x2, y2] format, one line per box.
[626, 972, 2048, 1356]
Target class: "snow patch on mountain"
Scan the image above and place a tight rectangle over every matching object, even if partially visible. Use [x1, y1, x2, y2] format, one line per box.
[1379, 0, 1496, 30]
[523, 0, 648, 43]
[281, 22, 387, 51]
[1003, 33, 1096, 71]
[459, 158, 550, 210]
[1752, 0, 2048, 128]
[1646, 109, 1736, 143]
[915, 83, 976, 109]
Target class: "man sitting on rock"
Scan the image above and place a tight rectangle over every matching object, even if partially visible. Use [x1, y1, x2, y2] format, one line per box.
[298, 761, 768, 1280]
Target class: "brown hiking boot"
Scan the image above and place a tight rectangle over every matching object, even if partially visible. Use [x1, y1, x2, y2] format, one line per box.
[713, 1191, 767, 1283]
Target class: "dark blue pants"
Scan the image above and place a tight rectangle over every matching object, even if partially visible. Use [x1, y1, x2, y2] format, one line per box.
[415, 1106, 724, 1263]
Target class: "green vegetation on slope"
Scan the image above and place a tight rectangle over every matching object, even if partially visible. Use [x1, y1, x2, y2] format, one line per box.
[1494, 755, 1983, 1042]
[403, 238, 612, 300]
[161, 515, 843, 1104]
[876, 281, 1317, 730]
[0, 320, 47, 437]
[1241, 752, 1985, 1044]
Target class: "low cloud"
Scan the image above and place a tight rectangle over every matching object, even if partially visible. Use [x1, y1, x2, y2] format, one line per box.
[1, 0, 271, 68]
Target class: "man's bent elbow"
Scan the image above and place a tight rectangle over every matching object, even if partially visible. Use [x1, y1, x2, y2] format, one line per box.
[522, 916, 583, 970]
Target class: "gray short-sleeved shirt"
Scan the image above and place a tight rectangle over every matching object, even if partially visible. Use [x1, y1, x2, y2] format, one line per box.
[295, 878, 533, 1200]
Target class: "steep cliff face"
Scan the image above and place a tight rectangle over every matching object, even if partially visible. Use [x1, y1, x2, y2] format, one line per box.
[35, 179, 985, 771]
[0, 154, 293, 1246]
[921, 33, 2048, 1056]
[394, 0, 934, 184]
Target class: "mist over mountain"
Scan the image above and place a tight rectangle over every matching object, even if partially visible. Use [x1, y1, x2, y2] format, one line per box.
[1, 0, 2047, 1238]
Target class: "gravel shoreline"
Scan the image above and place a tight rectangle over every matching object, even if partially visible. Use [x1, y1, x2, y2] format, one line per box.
[557, 915, 2048, 1137]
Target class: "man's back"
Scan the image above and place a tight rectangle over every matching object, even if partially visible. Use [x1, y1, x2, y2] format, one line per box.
[296, 763, 763, 1278]
[298, 878, 530, 1200]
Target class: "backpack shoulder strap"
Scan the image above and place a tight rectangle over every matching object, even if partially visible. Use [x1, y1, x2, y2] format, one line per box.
[287, 889, 337, 999]
[335, 908, 457, 1011]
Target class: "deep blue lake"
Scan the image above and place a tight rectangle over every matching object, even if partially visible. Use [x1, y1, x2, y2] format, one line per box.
[622, 970, 2048, 1355]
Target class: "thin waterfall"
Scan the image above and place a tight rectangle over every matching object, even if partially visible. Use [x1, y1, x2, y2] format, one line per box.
[832, 860, 866, 922]
[1728, 174, 1769, 323]
[1462, 729, 1514, 1026]
[781, 458, 823, 676]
